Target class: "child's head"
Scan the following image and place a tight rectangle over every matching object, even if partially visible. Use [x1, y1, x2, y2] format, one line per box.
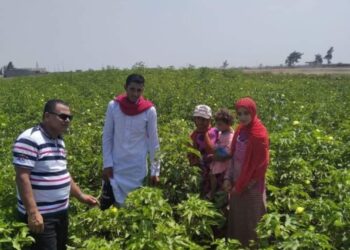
[193, 104, 212, 131]
[214, 108, 233, 132]
[235, 97, 256, 126]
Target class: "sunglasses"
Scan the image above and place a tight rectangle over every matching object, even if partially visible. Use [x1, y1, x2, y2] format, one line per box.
[49, 112, 73, 121]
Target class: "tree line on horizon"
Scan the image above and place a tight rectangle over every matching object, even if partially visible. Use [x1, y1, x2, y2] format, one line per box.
[285, 47, 334, 67]
[0, 47, 341, 75]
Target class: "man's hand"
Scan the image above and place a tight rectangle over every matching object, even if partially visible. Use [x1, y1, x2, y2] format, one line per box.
[150, 176, 160, 186]
[70, 178, 99, 206]
[78, 193, 99, 206]
[102, 167, 113, 182]
[28, 211, 44, 234]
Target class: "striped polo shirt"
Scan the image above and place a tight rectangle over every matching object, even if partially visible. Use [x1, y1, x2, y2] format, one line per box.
[13, 124, 71, 216]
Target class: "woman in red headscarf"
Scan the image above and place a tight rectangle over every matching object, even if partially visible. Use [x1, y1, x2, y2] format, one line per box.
[223, 97, 269, 247]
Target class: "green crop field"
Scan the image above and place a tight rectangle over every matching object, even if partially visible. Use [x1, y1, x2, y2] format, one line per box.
[0, 68, 349, 249]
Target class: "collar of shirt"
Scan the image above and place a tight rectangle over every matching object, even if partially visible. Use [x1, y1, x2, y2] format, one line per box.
[34, 123, 63, 140]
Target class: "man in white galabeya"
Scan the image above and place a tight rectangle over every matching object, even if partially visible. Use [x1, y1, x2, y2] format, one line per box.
[101, 73, 160, 208]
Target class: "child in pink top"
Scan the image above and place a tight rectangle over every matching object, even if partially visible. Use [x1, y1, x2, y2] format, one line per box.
[207, 108, 234, 200]
[188, 105, 219, 196]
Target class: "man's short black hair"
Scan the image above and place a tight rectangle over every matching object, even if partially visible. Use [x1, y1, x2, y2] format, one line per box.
[43, 99, 69, 119]
[125, 74, 145, 86]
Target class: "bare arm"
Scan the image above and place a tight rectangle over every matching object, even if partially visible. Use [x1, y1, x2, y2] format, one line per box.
[204, 132, 215, 154]
[15, 167, 44, 233]
[70, 178, 84, 200]
[70, 177, 99, 206]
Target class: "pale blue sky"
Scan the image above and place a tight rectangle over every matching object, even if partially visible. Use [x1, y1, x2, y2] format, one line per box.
[0, 0, 349, 71]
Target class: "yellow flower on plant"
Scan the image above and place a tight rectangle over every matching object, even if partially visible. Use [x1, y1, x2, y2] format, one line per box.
[295, 206, 305, 214]
[110, 207, 118, 214]
[293, 121, 300, 126]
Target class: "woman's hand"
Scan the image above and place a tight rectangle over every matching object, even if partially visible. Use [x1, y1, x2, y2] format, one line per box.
[230, 186, 238, 196]
[222, 180, 232, 193]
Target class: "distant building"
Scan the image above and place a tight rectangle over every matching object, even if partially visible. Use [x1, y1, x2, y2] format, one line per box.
[305, 61, 317, 66]
[3, 68, 47, 78]
[2, 62, 47, 78]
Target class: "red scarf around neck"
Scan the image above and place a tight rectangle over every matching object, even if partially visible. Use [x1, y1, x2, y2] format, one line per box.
[232, 97, 269, 194]
[115, 94, 153, 116]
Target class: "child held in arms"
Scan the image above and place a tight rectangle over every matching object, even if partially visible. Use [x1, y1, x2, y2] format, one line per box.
[207, 108, 234, 200]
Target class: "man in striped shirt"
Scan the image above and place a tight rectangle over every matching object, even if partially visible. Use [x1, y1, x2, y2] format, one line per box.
[13, 99, 98, 250]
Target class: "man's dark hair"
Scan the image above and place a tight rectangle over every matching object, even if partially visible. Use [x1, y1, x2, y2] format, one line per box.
[214, 108, 234, 125]
[125, 74, 145, 86]
[43, 99, 69, 119]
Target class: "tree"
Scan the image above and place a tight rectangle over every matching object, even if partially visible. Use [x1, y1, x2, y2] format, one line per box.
[7, 61, 15, 70]
[324, 47, 334, 64]
[285, 51, 303, 67]
[314, 54, 323, 65]
[221, 60, 229, 69]
[132, 61, 146, 69]
[187, 64, 195, 69]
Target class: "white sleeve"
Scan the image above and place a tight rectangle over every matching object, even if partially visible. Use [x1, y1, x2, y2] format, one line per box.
[147, 107, 161, 176]
[13, 135, 39, 169]
[102, 101, 114, 168]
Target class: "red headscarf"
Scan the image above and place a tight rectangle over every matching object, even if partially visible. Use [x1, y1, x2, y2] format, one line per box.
[232, 97, 269, 194]
[115, 94, 153, 116]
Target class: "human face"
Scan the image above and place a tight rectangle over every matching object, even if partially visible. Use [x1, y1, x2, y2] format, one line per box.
[124, 82, 144, 103]
[215, 120, 231, 132]
[236, 107, 252, 126]
[45, 103, 72, 136]
[194, 116, 210, 131]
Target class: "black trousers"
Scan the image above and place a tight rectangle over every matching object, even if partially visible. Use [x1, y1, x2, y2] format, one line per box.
[100, 180, 116, 210]
[20, 211, 68, 250]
